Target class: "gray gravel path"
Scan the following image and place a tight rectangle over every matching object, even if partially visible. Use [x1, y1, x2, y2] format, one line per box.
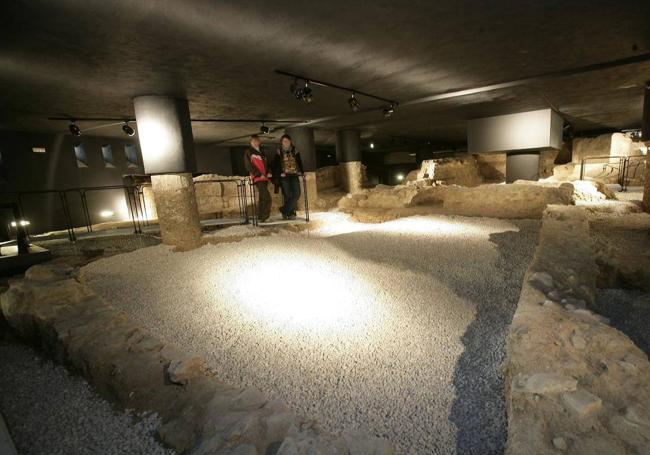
[83, 214, 539, 454]
[0, 341, 174, 455]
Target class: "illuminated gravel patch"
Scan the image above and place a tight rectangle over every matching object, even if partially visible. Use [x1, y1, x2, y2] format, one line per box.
[83, 214, 538, 454]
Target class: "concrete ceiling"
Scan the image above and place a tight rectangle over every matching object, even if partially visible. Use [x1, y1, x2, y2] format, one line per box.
[1, 0, 649, 146]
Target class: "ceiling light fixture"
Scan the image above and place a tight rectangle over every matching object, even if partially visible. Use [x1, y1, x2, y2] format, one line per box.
[69, 121, 82, 137]
[122, 121, 135, 136]
[382, 104, 395, 118]
[260, 123, 270, 134]
[348, 93, 361, 112]
[301, 82, 313, 103]
[370, 142, 375, 149]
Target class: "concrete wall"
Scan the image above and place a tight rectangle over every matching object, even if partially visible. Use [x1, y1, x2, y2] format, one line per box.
[0, 131, 236, 240]
[0, 131, 144, 239]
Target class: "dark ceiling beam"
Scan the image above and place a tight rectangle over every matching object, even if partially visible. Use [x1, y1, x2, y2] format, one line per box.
[48, 116, 304, 124]
[401, 52, 650, 107]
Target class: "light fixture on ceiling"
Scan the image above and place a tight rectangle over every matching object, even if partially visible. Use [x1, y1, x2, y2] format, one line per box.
[290, 78, 313, 103]
[69, 121, 82, 137]
[369, 142, 375, 149]
[122, 121, 135, 136]
[260, 123, 270, 134]
[348, 93, 361, 112]
[301, 82, 313, 103]
[382, 104, 395, 118]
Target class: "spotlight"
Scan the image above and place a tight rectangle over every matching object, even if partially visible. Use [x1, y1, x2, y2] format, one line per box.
[301, 83, 313, 103]
[382, 104, 395, 118]
[370, 142, 375, 149]
[348, 93, 361, 112]
[99, 210, 114, 218]
[69, 121, 81, 137]
[260, 123, 270, 135]
[122, 121, 135, 137]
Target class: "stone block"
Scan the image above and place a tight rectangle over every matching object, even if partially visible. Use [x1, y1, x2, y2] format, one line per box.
[561, 389, 602, 417]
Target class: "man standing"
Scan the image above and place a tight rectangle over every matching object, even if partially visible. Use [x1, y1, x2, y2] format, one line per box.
[272, 134, 304, 219]
[244, 134, 272, 222]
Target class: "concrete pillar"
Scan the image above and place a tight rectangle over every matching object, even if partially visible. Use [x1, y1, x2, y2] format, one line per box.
[506, 152, 540, 183]
[337, 129, 364, 193]
[286, 126, 318, 209]
[134, 96, 202, 249]
[642, 82, 650, 212]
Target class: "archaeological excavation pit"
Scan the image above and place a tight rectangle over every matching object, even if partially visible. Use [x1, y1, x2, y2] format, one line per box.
[79, 213, 539, 454]
[2, 3, 650, 453]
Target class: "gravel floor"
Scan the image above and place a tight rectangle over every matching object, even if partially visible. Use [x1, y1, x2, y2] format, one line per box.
[83, 214, 539, 454]
[594, 288, 650, 356]
[0, 340, 174, 455]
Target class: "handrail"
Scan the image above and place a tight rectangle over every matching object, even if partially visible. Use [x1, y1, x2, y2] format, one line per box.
[579, 154, 646, 191]
[1, 178, 252, 242]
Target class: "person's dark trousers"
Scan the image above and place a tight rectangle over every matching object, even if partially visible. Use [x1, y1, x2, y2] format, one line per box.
[280, 175, 301, 216]
[255, 181, 272, 221]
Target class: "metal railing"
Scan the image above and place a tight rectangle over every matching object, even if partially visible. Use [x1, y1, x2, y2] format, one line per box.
[2, 178, 252, 243]
[579, 155, 646, 191]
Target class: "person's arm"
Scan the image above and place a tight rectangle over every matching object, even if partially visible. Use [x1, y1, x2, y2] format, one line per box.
[244, 149, 261, 177]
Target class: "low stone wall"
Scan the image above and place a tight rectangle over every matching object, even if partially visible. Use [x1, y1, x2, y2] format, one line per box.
[338, 182, 575, 220]
[443, 183, 573, 219]
[1, 264, 393, 455]
[504, 206, 650, 454]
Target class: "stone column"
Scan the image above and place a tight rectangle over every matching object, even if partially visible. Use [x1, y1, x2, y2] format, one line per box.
[134, 96, 202, 250]
[285, 126, 318, 210]
[337, 129, 364, 193]
[150, 174, 202, 250]
[642, 82, 650, 212]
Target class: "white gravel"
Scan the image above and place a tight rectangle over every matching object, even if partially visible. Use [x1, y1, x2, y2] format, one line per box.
[83, 213, 539, 454]
[0, 341, 174, 455]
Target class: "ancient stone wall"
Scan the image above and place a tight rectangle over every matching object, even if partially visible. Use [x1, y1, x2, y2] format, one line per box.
[443, 183, 573, 219]
[0, 264, 394, 455]
[315, 165, 341, 191]
[554, 134, 646, 184]
[338, 181, 576, 220]
[504, 206, 650, 454]
[475, 153, 506, 183]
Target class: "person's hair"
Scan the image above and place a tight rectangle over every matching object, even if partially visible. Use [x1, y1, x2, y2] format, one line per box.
[280, 134, 292, 143]
[250, 134, 260, 141]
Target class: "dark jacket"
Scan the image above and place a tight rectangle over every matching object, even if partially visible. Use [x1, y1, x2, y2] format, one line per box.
[243, 147, 270, 183]
[272, 146, 304, 177]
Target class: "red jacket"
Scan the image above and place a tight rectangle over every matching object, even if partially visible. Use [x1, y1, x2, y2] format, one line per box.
[244, 147, 269, 183]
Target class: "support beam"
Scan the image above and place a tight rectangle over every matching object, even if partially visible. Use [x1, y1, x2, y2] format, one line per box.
[641, 81, 650, 213]
[134, 96, 202, 249]
[336, 130, 364, 193]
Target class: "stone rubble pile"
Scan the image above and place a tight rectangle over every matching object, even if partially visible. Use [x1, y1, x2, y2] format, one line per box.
[504, 205, 650, 454]
[0, 264, 394, 455]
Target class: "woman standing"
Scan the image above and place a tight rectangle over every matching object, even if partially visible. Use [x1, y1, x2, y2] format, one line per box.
[273, 134, 304, 220]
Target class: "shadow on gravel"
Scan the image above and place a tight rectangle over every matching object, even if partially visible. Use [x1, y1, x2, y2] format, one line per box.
[325, 218, 539, 454]
[448, 223, 538, 455]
